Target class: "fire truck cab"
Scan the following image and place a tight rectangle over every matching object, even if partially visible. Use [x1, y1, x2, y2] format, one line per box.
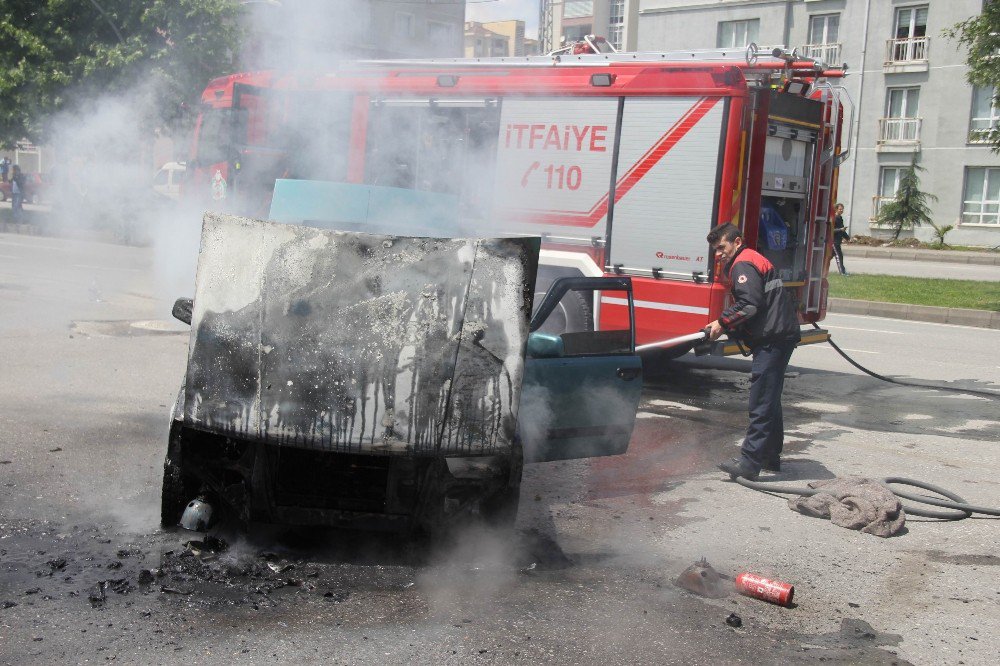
[186, 44, 849, 358]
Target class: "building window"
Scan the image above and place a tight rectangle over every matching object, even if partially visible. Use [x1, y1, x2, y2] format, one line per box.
[888, 5, 929, 62]
[804, 13, 841, 63]
[873, 166, 906, 220]
[428, 21, 453, 44]
[717, 19, 759, 49]
[563, 1, 593, 20]
[881, 87, 921, 142]
[564, 24, 593, 43]
[962, 167, 1000, 225]
[808, 13, 839, 44]
[608, 0, 625, 50]
[394, 12, 414, 38]
[894, 6, 928, 40]
[970, 86, 1000, 142]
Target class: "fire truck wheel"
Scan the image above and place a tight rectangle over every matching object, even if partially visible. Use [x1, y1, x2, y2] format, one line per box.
[533, 280, 593, 335]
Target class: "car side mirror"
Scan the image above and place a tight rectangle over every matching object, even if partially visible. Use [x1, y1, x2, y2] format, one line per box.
[172, 297, 193, 325]
[526, 332, 563, 358]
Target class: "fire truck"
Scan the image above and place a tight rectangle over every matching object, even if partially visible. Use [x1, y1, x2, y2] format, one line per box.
[184, 41, 850, 358]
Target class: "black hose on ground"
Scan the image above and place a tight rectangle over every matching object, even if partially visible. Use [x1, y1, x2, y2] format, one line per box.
[734, 476, 1000, 520]
[813, 322, 1000, 400]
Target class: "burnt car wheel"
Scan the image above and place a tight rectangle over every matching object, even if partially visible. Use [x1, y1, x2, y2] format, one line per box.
[160, 458, 187, 528]
[479, 483, 521, 529]
[479, 441, 523, 530]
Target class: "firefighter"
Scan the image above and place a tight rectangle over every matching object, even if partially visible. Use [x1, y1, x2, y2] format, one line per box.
[704, 222, 801, 480]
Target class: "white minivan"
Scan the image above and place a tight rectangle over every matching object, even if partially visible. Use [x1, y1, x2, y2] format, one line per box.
[152, 161, 186, 200]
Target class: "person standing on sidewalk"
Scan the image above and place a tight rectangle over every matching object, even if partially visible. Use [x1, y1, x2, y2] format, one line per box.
[832, 203, 850, 276]
[10, 164, 25, 224]
[704, 222, 801, 480]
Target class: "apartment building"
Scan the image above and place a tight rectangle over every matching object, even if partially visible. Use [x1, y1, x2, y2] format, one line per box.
[638, 0, 999, 247]
[465, 22, 511, 57]
[539, 1, 641, 52]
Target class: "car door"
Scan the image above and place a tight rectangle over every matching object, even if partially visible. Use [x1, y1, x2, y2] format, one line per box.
[519, 276, 642, 463]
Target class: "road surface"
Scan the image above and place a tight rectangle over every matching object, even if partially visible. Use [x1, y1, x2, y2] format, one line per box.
[1, 232, 997, 665]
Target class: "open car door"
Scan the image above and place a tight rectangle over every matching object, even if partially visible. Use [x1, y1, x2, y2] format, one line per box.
[519, 277, 642, 463]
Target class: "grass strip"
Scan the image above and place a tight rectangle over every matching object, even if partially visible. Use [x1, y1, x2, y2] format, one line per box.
[828, 274, 1000, 311]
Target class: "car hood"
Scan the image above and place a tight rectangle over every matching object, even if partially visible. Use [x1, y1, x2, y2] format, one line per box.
[182, 212, 539, 456]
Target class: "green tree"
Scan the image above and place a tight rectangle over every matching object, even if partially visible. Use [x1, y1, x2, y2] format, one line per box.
[876, 159, 938, 241]
[0, 0, 244, 147]
[947, 1, 1000, 151]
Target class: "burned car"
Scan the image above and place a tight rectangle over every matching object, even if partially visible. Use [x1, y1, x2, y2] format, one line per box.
[162, 213, 641, 533]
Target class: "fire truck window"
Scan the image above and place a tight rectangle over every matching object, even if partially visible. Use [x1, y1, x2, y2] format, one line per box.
[196, 108, 234, 166]
[280, 92, 353, 183]
[364, 102, 500, 220]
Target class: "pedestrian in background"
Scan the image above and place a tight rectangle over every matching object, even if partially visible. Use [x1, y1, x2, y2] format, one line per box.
[832, 203, 849, 276]
[704, 222, 801, 480]
[10, 164, 25, 223]
[0, 156, 10, 183]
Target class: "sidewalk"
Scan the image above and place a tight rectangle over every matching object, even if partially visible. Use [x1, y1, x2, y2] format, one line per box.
[833, 244, 999, 329]
[842, 244, 999, 265]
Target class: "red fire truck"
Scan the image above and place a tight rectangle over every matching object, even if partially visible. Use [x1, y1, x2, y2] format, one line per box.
[185, 43, 850, 357]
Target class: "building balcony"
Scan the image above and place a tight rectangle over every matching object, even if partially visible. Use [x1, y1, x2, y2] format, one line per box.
[884, 37, 929, 73]
[877, 117, 921, 153]
[798, 42, 842, 66]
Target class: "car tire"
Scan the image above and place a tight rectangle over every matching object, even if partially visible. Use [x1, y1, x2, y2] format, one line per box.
[160, 457, 191, 528]
[160, 431, 197, 528]
[533, 277, 593, 335]
[479, 440, 522, 530]
[0, 191, 6, 202]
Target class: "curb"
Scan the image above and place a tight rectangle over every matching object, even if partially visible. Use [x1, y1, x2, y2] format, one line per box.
[841, 245, 1000, 265]
[829, 297, 1000, 330]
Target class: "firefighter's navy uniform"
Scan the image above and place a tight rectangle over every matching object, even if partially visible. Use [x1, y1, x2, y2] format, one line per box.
[719, 246, 801, 475]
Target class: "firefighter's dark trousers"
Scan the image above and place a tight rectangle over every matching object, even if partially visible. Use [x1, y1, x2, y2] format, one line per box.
[740, 337, 797, 473]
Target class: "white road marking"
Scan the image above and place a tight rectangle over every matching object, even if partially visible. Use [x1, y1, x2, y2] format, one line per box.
[647, 399, 701, 411]
[72, 264, 142, 273]
[0, 254, 18, 259]
[793, 401, 850, 413]
[0, 240, 72, 252]
[825, 325, 904, 335]
[636, 411, 671, 419]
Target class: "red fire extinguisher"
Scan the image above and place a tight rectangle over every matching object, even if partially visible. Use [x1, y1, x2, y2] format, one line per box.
[735, 572, 795, 606]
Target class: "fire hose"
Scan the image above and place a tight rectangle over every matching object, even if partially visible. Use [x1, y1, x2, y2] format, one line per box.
[636, 329, 1000, 520]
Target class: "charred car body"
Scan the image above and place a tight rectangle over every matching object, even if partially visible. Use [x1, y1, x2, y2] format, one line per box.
[162, 212, 642, 533]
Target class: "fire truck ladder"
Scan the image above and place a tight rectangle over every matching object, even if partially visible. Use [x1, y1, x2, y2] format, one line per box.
[803, 84, 852, 314]
[354, 44, 835, 71]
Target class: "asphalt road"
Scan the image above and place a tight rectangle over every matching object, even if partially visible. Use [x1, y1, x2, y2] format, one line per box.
[1, 232, 997, 665]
